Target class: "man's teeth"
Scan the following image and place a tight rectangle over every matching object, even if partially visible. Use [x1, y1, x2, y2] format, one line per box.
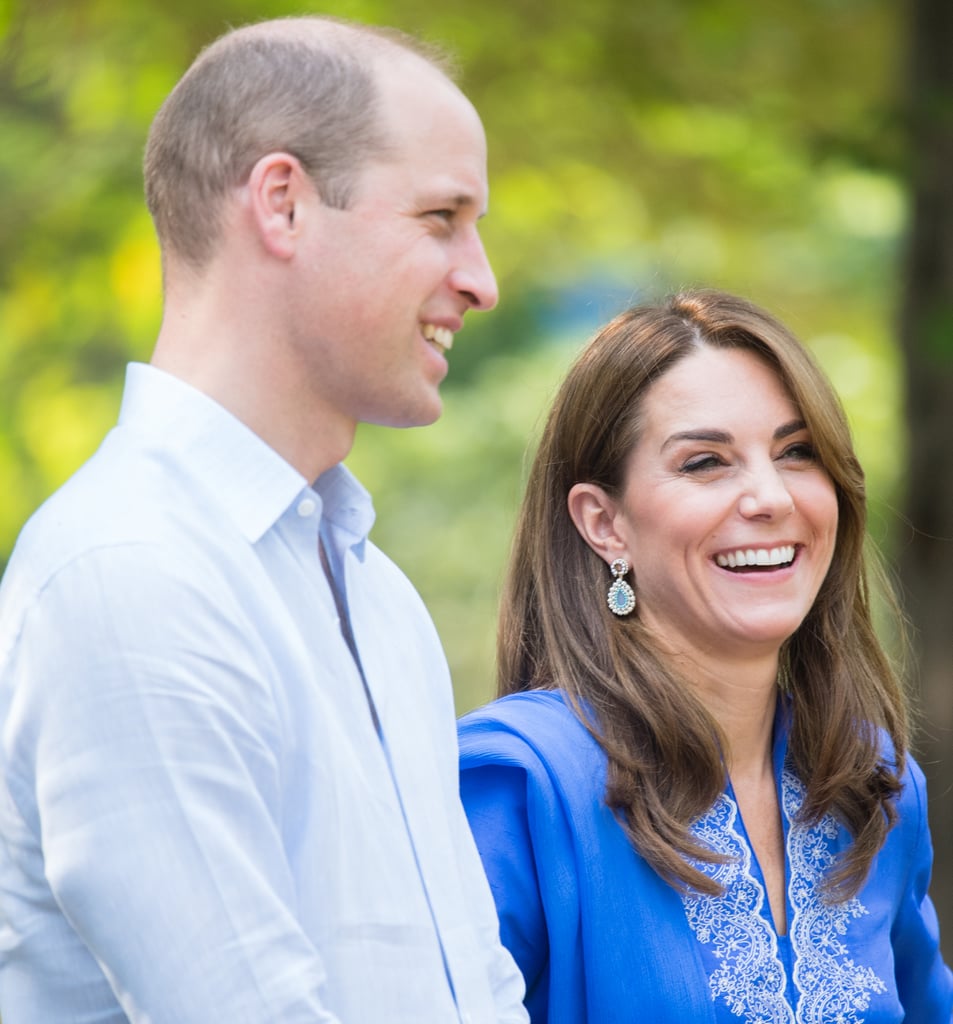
[715, 545, 796, 569]
[422, 324, 454, 353]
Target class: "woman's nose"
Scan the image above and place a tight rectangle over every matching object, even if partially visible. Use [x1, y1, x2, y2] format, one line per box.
[738, 465, 795, 519]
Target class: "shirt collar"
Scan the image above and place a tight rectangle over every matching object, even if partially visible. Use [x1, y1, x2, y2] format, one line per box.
[119, 363, 311, 543]
[314, 463, 376, 543]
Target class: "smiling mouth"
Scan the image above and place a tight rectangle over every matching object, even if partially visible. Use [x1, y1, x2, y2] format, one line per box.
[422, 323, 454, 354]
[715, 545, 796, 572]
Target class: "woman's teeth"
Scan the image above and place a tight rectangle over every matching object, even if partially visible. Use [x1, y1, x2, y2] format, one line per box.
[715, 545, 796, 570]
[422, 324, 454, 354]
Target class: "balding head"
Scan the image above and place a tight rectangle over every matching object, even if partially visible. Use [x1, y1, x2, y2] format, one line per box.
[143, 16, 456, 271]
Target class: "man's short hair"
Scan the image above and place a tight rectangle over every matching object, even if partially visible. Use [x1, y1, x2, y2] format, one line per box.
[143, 17, 454, 270]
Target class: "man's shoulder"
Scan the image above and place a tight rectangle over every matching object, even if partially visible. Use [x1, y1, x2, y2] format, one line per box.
[3, 427, 222, 610]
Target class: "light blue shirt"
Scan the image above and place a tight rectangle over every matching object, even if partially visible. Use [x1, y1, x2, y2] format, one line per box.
[0, 364, 527, 1023]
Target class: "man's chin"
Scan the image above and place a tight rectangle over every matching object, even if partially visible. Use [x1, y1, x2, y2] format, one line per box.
[371, 396, 444, 430]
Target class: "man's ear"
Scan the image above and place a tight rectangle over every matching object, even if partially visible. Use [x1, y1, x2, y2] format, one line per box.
[245, 152, 309, 260]
[567, 482, 631, 564]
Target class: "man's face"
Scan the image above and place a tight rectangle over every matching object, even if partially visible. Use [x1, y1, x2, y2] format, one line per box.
[288, 58, 498, 436]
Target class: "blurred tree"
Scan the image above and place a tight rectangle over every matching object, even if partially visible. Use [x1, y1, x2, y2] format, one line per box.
[898, 0, 953, 960]
[0, 0, 908, 561]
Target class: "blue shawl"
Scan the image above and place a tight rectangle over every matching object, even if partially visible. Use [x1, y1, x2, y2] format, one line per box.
[459, 690, 952, 1023]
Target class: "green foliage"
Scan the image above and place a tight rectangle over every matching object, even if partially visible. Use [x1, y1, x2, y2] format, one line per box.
[920, 300, 953, 365]
[0, 0, 909, 709]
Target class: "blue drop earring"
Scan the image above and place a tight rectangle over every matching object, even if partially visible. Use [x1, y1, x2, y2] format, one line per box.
[607, 558, 636, 617]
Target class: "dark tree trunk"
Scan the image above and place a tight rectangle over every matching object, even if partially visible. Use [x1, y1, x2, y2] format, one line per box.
[898, 0, 953, 963]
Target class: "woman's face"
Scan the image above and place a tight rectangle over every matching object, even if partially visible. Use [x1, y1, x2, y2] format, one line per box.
[614, 345, 839, 663]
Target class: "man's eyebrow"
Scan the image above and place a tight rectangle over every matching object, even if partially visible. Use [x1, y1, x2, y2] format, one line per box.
[660, 419, 808, 451]
[427, 193, 474, 208]
[424, 192, 487, 217]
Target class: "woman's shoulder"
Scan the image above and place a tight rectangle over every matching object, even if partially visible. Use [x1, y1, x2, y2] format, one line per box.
[460, 689, 593, 747]
[458, 689, 607, 790]
[460, 688, 577, 730]
[868, 726, 928, 817]
[847, 727, 932, 863]
[894, 747, 930, 838]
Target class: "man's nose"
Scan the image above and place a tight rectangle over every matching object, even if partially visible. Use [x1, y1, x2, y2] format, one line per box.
[451, 230, 499, 312]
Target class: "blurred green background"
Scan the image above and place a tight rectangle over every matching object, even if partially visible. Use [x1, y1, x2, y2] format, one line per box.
[0, 0, 908, 711]
[5, 0, 953, 956]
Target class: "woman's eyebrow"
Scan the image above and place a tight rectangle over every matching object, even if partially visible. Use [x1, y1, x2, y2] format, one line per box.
[660, 419, 807, 452]
[661, 429, 732, 451]
[775, 419, 807, 440]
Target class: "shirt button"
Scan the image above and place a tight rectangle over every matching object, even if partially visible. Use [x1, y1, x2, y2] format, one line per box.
[296, 498, 316, 518]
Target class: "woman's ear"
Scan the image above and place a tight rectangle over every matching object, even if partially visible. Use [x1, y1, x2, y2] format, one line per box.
[567, 483, 631, 564]
[245, 152, 308, 260]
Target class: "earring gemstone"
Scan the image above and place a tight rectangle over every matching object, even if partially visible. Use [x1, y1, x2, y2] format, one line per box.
[607, 579, 636, 616]
[607, 559, 636, 616]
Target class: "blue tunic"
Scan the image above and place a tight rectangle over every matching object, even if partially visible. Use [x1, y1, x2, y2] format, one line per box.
[459, 690, 953, 1023]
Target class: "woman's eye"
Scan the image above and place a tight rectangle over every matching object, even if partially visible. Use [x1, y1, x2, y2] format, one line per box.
[680, 454, 723, 474]
[781, 442, 817, 462]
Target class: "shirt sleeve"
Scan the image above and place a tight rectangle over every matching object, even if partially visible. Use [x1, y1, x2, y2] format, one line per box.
[891, 756, 953, 1020]
[5, 544, 340, 1023]
[459, 761, 549, 1012]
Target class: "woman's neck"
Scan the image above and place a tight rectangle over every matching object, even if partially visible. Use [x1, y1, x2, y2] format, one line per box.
[666, 646, 780, 777]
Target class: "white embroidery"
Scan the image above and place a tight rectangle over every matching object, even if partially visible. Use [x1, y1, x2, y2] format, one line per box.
[684, 794, 793, 1023]
[784, 772, 887, 1022]
[681, 769, 886, 1022]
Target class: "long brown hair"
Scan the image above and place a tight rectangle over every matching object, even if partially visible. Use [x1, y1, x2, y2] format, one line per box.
[497, 288, 908, 897]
